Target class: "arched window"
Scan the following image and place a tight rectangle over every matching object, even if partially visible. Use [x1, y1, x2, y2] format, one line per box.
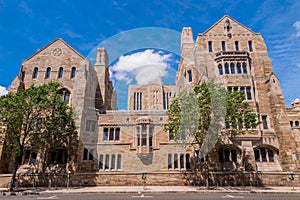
[290, 121, 293, 127]
[218, 64, 223, 75]
[296, 121, 299, 127]
[230, 63, 235, 74]
[45, 67, 51, 79]
[237, 62, 242, 74]
[71, 67, 76, 78]
[58, 88, 71, 103]
[58, 67, 64, 78]
[224, 63, 229, 74]
[242, 62, 248, 74]
[32, 67, 38, 79]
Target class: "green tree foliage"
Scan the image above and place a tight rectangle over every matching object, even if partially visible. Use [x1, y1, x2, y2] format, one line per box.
[165, 81, 259, 154]
[0, 82, 77, 191]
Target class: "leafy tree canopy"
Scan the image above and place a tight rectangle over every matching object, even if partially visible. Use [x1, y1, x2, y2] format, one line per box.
[164, 81, 260, 157]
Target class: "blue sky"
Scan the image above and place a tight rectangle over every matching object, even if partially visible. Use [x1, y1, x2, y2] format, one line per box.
[0, 0, 300, 107]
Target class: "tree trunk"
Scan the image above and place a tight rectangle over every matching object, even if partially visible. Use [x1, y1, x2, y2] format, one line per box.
[9, 155, 21, 192]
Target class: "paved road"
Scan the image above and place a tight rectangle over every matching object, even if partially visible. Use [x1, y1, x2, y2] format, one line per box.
[1, 193, 300, 200]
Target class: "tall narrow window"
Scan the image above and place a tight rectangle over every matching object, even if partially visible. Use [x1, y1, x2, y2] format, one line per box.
[180, 154, 184, 169]
[237, 63, 242, 74]
[246, 87, 252, 100]
[99, 155, 104, 169]
[224, 63, 229, 74]
[105, 154, 109, 169]
[133, 92, 136, 110]
[58, 67, 63, 78]
[64, 92, 70, 103]
[45, 67, 51, 79]
[174, 154, 178, 169]
[186, 154, 191, 170]
[83, 148, 88, 160]
[109, 128, 114, 141]
[187, 70, 192, 82]
[168, 154, 172, 169]
[32, 67, 38, 79]
[261, 148, 267, 162]
[103, 128, 108, 140]
[230, 63, 235, 74]
[235, 41, 239, 51]
[218, 64, 223, 75]
[115, 128, 120, 140]
[117, 154, 122, 169]
[111, 154, 116, 169]
[254, 149, 260, 162]
[222, 41, 226, 51]
[71, 67, 76, 78]
[208, 41, 213, 52]
[242, 62, 248, 74]
[140, 93, 142, 110]
[248, 40, 253, 52]
[262, 115, 268, 129]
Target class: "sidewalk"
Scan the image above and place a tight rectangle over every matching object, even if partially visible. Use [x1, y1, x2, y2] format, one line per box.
[2, 186, 300, 195]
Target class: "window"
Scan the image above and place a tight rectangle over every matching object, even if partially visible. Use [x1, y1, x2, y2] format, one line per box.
[248, 41, 253, 52]
[99, 154, 122, 170]
[262, 115, 268, 129]
[45, 67, 51, 79]
[23, 150, 37, 165]
[230, 63, 235, 74]
[225, 63, 229, 74]
[222, 41, 226, 51]
[86, 120, 97, 132]
[246, 87, 252, 100]
[208, 41, 213, 52]
[133, 92, 143, 110]
[167, 153, 191, 170]
[58, 89, 71, 103]
[290, 121, 294, 127]
[242, 62, 248, 74]
[58, 67, 64, 78]
[71, 67, 76, 78]
[227, 86, 252, 101]
[168, 154, 172, 169]
[295, 121, 299, 127]
[218, 64, 223, 75]
[48, 149, 67, 164]
[235, 41, 239, 51]
[218, 148, 238, 163]
[32, 67, 38, 79]
[83, 148, 94, 161]
[103, 127, 121, 141]
[187, 70, 192, 82]
[163, 92, 171, 110]
[254, 147, 275, 162]
[237, 63, 242, 74]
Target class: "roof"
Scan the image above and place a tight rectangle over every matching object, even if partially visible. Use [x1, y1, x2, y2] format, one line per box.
[24, 38, 85, 61]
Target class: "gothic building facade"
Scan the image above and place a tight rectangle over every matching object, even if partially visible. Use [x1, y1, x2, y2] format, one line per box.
[0, 15, 299, 186]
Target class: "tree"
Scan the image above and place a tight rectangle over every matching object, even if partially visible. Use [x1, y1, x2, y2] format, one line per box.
[0, 82, 77, 191]
[164, 81, 260, 186]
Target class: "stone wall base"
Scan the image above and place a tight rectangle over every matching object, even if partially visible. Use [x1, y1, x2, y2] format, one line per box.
[0, 171, 299, 188]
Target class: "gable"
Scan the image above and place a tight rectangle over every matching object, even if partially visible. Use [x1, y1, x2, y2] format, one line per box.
[24, 38, 85, 62]
[202, 15, 258, 36]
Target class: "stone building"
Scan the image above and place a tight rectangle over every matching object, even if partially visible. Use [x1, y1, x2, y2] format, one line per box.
[0, 15, 299, 186]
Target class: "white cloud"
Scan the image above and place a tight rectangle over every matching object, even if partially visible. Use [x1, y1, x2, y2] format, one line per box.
[293, 21, 300, 37]
[0, 86, 8, 96]
[110, 49, 172, 85]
